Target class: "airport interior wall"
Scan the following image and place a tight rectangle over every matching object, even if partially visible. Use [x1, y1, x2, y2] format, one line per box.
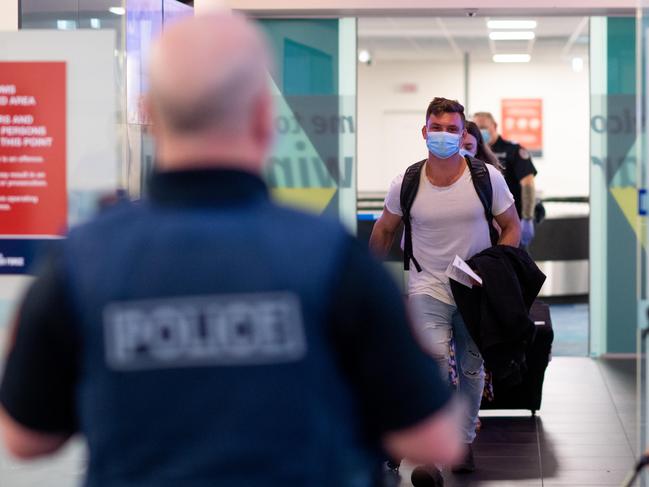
[0, 2, 18, 31]
[358, 58, 590, 198]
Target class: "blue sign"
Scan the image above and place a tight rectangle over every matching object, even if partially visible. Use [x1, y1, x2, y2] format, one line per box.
[0, 239, 56, 275]
[639, 188, 647, 216]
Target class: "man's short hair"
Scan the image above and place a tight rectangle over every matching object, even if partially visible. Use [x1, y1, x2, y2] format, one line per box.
[473, 112, 497, 125]
[425, 98, 466, 126]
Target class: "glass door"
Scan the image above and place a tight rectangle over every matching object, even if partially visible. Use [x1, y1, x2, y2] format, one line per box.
[258, 19, 358, 232]
[638, 5, 649, 483]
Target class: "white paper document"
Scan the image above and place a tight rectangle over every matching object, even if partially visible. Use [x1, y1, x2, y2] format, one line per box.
[445, 255, 483, 288]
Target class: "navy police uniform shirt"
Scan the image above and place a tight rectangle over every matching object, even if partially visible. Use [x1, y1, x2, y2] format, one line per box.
[490, 136, 537, 217]
[0, 168, 451, 487]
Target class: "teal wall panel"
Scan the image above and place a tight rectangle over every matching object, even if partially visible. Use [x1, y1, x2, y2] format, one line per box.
[605, 18, 638, 353]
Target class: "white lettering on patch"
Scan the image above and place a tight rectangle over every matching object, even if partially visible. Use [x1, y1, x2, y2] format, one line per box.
[104, 292, 306, 370]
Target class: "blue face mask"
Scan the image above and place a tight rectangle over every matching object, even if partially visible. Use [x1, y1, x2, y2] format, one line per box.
[459, 148, 473, 158]
[480, 129, 492, 145]
[426, 131, 461, 159]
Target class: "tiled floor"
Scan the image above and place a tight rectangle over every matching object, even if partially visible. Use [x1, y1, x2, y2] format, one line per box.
[0, 354, 638, 486]
[399, 357, 638, 486]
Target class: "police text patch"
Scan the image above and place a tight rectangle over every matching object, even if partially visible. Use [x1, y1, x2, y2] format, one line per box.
[103, 292, 306, 370]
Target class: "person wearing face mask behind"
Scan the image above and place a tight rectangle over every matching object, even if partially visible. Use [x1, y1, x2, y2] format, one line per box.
[461, 121, 503, 172]
[370, 98, 520, 485]
[473, 112, 537, 248]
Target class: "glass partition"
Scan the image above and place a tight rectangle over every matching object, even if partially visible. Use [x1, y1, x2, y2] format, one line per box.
[590, 17, 639, 360]
[259, 19, 358, 232]
[125, 0, 192, 196]
[21, 0, 193, 198]
[638, 4, 649, 480]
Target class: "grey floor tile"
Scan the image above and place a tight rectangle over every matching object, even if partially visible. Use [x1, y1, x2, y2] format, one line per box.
[538, 432, 630, 446]
[441, 476, 542, 487]
[474, 443, 539, 457]
[474, 417, 537, 433]
[542, 468, 631, 485]
[472, 456, 541, 470]
[544, 485, 620, 487]
[538, 422, 627, 435]
[537, 412, 626, 423]
[540, 443, 634, 458]
[474, 431, 538, 443]
[544, 455, 635, 471]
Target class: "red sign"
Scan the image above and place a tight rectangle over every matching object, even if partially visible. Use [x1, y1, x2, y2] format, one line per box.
[501, 99, 543, 153]
[0, 62, 67, 236]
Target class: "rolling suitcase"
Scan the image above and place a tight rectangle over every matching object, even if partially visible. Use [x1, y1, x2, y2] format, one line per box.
[480, 300, 554, 415]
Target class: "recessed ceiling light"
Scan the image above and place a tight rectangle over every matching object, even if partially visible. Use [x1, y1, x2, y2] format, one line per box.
[109, 6, 126, 15]
[493, 54, 531, 63]
[489, 31, 535, 41]
[487, 20, 537, 30]
[572, 57, 584, 72]
[358, 49, 372, 64]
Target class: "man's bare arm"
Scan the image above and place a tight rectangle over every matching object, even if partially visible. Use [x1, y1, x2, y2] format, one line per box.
[369, 209, 402, 259]
[520, 174, 536, 221]
[494, 204, 521, 247]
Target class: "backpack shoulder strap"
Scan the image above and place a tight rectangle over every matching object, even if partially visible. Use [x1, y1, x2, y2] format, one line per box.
[399, 159, 426, 272]
[400, 159, 426, 216]
[465, 156, 499, 246]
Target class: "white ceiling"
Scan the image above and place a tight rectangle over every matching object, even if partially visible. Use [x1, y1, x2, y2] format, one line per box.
[358, 17, 589, 63]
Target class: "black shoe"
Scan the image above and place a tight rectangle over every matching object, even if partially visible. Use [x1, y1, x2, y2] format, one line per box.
[451, 444, 476, 474]
[411, 465, 444, 487]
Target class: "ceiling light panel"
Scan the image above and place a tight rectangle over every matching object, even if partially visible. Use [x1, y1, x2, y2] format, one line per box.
[487, 20, 537, 30]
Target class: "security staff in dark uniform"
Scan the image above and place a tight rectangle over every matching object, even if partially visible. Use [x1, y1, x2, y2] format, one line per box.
[473, 112, 537, 247]
[0, 13, 462, 487]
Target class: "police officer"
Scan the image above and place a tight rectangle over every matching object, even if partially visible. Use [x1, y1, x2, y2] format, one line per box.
[473, 112, 537, 247]
[0, 13, 462, 487]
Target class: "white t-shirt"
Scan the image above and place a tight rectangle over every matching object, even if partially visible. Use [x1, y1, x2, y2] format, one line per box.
[384, 163, 514, 305]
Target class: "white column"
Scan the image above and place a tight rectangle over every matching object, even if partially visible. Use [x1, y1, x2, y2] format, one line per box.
[589, 17, 608, 356]
[0, 0, 18, 31]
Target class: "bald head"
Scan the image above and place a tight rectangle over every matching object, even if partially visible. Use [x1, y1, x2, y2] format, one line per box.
[473, 112, 498, 146]
[148, 13, 274, 171]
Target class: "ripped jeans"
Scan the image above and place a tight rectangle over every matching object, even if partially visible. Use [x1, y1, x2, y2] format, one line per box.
[408, 294, 485, 444]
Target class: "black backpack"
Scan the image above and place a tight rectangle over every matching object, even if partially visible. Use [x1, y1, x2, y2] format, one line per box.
[399, 156, 499, 272]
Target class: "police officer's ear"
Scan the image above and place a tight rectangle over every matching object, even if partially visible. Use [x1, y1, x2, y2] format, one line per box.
[421, 124, 428, 140]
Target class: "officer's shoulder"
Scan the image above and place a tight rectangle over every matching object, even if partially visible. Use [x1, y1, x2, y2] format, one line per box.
[517, 146, 532, 160]
[502, 139, 532, 160]
[266, 204, 356, 259]
[501, 137, 528, 152]
[498, 137, 518, 149]
[268, 202, 350, 235]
